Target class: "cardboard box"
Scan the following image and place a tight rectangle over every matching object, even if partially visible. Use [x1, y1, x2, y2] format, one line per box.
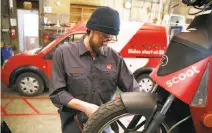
[23, 2, 32, 9]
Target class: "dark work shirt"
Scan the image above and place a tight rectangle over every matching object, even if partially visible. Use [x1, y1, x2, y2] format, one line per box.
[49, 39, 140, 132]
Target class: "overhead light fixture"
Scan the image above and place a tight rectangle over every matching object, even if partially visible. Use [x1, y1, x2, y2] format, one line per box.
[124, 0, 132, 9]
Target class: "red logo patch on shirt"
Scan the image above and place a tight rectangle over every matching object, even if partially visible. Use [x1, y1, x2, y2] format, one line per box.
[71, 67, 84, 73]
[106, 64, 112, 70]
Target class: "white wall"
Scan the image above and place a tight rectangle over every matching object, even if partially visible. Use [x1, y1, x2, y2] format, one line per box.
[103, 0, 192, 24]
[103, 0, 167, 23]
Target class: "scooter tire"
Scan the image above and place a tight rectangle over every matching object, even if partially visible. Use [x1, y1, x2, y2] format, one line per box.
[83, 97, 180, 133]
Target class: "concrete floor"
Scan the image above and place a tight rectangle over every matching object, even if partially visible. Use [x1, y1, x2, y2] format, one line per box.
[1, 84, 127, 133]
[1, 84, 62, 133]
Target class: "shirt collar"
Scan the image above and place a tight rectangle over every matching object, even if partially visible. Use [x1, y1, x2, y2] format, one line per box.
[100, 47, 108, 57]
[78, 40, 108, 57]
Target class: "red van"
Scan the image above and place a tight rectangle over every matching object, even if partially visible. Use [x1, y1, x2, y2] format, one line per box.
[1, 21, 167, 96]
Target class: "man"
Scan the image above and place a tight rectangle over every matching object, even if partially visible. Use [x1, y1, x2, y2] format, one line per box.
[49, 6, 140, 133]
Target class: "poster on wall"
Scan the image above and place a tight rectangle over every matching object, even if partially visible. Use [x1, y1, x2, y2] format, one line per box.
[10, 18, 17, 26]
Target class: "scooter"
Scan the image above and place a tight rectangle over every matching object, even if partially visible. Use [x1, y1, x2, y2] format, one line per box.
[83, 0, 212, 133]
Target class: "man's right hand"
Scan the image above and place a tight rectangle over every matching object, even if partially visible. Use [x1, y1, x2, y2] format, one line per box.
[66, 98, 99, 118]
[84, 103, 99, 118]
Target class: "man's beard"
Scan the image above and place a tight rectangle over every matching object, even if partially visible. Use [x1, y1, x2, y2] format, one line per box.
[90, 44, 100, 55]
[89, 37, 101, 55]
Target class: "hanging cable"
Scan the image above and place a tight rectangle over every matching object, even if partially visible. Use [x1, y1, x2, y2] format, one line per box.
[194, 6, 204, 9]
[168, 115, 192, 133]
[188, 0, 212, 15]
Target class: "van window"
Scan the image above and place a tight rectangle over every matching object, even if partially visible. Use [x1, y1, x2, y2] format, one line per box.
[43, 33, 85, 60]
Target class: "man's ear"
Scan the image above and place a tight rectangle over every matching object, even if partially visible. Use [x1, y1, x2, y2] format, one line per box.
[90, 30, 94, 36]
[89, 30, 95, 39]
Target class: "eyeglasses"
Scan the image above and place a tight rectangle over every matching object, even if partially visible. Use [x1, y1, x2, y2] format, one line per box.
[99, 32, 118, 43]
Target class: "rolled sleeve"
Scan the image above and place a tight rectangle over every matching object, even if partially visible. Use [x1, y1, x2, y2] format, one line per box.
[49, 48, 74, 107]
[50, 89, 74, 108]
[117, 58, 140, 92]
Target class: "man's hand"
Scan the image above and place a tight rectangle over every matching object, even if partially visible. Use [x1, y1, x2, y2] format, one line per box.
[66, 98, 99, 118]
[114, 93, 120, 100]
[84, 103, 99, 118]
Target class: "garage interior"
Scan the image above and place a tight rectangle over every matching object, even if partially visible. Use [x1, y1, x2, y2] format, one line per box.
[1, 0, 195, 55]
[1, 0, 212, 133]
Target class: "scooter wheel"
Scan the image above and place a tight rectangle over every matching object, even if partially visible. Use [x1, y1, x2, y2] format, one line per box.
[83, 97, 180, 133]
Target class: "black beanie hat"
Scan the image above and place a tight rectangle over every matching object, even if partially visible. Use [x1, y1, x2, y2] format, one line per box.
[86, 6, 120, 35]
